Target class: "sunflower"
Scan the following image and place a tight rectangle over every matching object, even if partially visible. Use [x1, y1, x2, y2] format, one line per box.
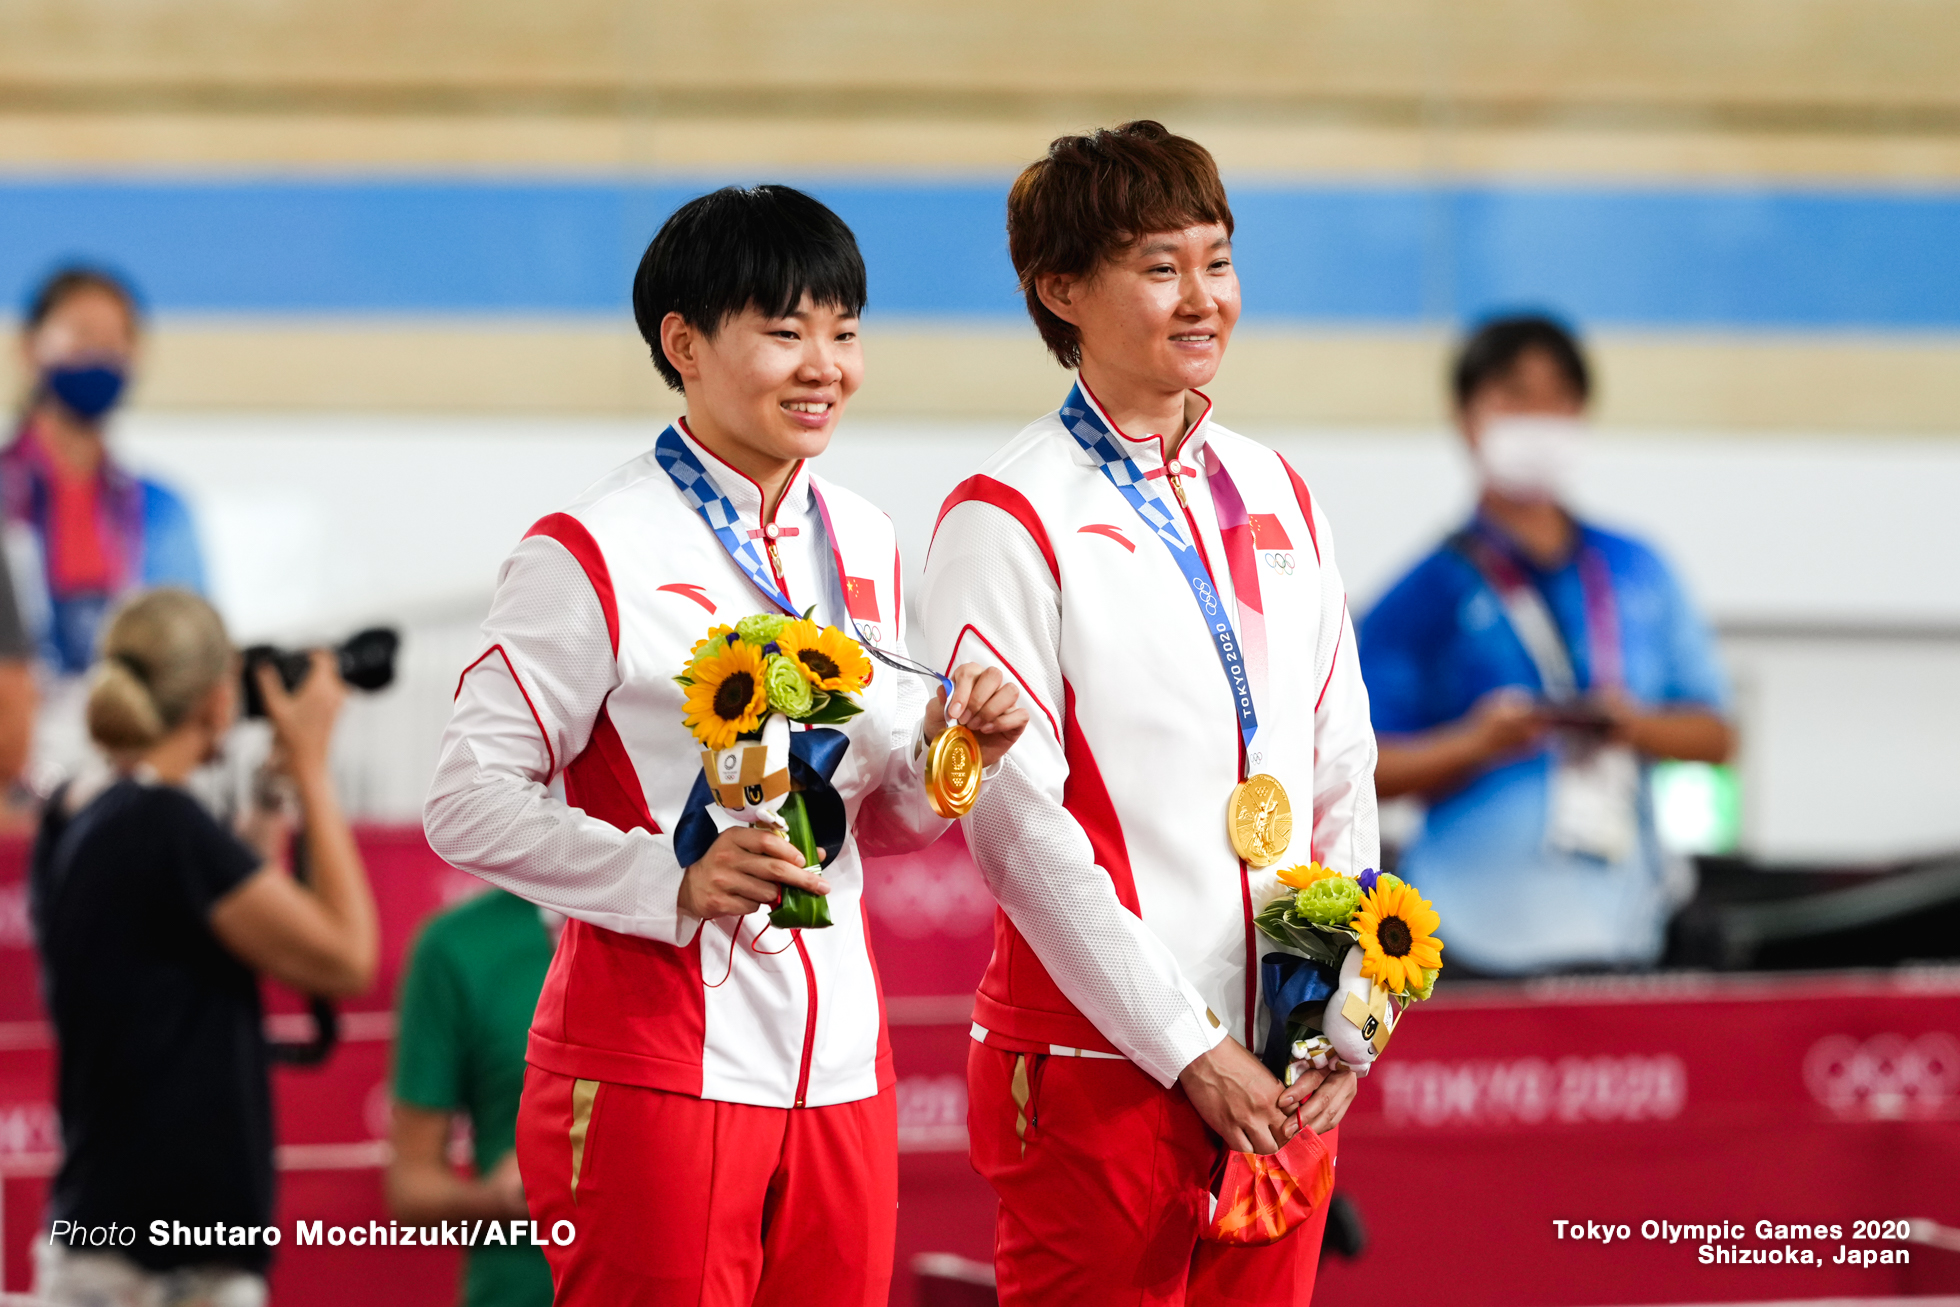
[1353, 880, 1444, 994]
[682, 637, 769, 749]
[684, 625, 736, 676]
[1276, 862, 1340, 890]
[774, 619, 870, 693]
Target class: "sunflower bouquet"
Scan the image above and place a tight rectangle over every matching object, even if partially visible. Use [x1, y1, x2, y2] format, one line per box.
[676, 614, 872, 929]
[1254, 865, 1443, 1078]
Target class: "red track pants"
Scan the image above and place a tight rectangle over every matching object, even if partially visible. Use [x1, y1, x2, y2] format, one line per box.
[968, 1042, 1337, 1306]
[515, 1066, 898, 1307]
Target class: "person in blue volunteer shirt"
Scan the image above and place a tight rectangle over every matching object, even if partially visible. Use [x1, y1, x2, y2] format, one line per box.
[1358, 315, 1734, 976]
[8, 267, 207, 677]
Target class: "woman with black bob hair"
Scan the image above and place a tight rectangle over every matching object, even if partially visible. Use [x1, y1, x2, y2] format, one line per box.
[30, 588, 376, 1307]
[426, 184, 1028, 1306]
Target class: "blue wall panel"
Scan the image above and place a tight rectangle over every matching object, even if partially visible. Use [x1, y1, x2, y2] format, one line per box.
[6, 176, 1960, 328]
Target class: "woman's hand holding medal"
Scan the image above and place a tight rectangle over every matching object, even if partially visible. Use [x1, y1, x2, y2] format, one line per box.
[923, 663, 1028, 819]
[675, 618, 1026, 926]
[927, 663, 1028, 767]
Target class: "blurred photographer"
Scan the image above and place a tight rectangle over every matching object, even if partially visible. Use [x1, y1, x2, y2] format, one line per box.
[29, 588, 376, 1307]
[1358, 316, 1734, 977]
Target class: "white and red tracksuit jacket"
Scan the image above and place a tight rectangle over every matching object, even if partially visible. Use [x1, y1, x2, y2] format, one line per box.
[424, 421, 950, 1109]
[918, 385, 1380, 1089]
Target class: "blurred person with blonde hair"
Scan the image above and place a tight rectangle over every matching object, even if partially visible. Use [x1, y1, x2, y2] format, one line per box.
[28, 588, 376, 1307]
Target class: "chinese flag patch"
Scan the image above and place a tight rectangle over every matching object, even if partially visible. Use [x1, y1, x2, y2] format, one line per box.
[843, 576, 880, 623]
[1249, 513, 1293, 549]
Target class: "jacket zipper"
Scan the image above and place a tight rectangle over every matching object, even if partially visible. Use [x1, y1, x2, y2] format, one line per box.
[762, 476, 797, 605]
[792, 932, 819, 1107]
[1164, 462, 1221, 598]
[764, 501, 818, 1107]
[766, 541, 791, 601]
[745, 486, 819, 1105]
[1172, 452, 1259, 1047]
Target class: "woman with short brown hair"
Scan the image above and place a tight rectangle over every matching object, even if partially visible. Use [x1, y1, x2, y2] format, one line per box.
[921, 121, 1378, 1304]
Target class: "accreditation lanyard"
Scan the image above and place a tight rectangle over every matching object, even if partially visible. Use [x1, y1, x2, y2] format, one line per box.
[1457, 522, 1622, 699]
[1060, 384, 1271, 766]
[655, 422, 954, 695]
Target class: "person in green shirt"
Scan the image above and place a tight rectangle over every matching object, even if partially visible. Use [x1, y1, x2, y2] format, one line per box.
[388, 887, 558, 1307]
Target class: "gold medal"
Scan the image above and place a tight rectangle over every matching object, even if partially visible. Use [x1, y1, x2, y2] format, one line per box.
[1227, 773, 1293, 867]
[925, 723, 983, 818]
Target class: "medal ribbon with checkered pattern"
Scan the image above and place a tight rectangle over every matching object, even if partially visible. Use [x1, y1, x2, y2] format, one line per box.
[1060, 382, 1270, 763]
[654, 424, 800, 616]
[657, 423, 956, 696]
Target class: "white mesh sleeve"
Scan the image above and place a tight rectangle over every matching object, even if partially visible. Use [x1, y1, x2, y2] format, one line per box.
[422, 535, 700, 946]
[921, 500, 1224, 1088]
[1305, 501, 1382, 878]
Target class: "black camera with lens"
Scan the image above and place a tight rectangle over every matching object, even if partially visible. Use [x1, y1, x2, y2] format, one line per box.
[240, 626, 400, 1068]
[240, 627, 400, 719]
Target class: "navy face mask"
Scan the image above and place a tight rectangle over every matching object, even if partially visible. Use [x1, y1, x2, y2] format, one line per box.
[43, 362, 128, 422]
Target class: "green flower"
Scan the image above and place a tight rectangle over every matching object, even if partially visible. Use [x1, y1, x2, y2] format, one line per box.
[736, 613, 791, 646]
[1409, 968, 1439, 1002]
[1293, 875, 1363, 927]
[687, 626, 737, 674]
[764, 654, 814, 716]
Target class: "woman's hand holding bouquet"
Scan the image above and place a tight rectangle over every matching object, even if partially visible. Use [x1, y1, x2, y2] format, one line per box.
[675, 614, 871, 929]
[1255, 864, 1444, 1082]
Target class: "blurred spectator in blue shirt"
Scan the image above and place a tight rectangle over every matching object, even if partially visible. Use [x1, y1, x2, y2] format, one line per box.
[8, 267, 206, 677]
[1358, 316, 1735, 976]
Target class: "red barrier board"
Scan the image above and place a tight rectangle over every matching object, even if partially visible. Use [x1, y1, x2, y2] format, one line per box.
[4, 826, 1958, 1306]
[1315, 971, 1960, 1304]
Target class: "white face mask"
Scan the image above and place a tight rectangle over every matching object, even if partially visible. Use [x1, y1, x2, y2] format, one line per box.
[1474, 415, 1585, 501]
